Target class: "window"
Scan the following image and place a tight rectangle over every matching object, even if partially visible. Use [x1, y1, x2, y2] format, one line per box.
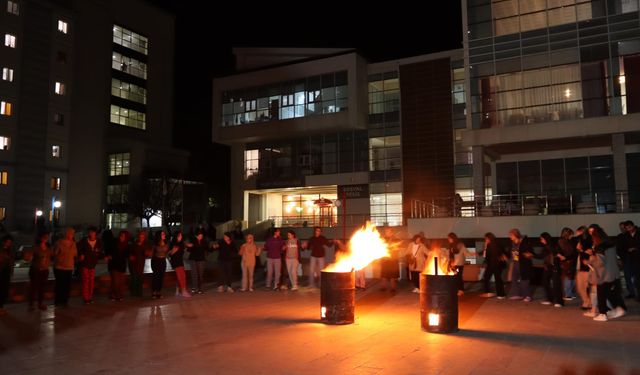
[4, 34, 16, 48]
[0, 207, 5, 221]
[369, 136, 401, 171]
[0, 101, 12, 116]
[54, 81, 65, 95]
[106, 184, 129, 205]
[2, 67, 13, 82]
[111, 78, 147, 104]
[106, 213, 128, 229]
[53, 113, 64, 126]
[52, 145, 61, 158]
[113, 25, 148, 55]
[7, 1, 19, 15]
[108, 152, 130, 176]
[0, 171, 7, 185]
[110, 105, 146, 130]
[112, 52, 147, 80]
[370, 193, 403, 226]
[244, 149, 259, 179]
[50, 177, 61, 190]
[0, 136, 9, 150]
[57, 20, 68, 34]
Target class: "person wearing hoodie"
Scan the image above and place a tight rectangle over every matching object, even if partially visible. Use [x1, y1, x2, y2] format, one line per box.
[586, 224, 626, 322]
[106, 230, 130, 301]
[213, 232, 237, 292]
[507, 228, 535, 302]
[537, 232, 563, 307]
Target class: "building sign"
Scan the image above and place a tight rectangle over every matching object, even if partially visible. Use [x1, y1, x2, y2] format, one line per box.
[338, 184, 369, 199]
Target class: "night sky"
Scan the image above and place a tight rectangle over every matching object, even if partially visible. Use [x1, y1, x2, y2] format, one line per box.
[146, 1, 463, 220]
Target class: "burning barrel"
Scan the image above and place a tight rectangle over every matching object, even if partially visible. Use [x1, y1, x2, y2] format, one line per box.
[320, 271, 355, 325]
[419, 273, 459, 333]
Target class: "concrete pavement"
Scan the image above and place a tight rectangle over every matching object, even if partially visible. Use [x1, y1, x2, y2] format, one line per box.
[0, 281, 638, 374]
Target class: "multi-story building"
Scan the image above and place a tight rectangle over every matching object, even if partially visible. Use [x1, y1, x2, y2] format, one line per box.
[212, 47, 464, 237]
[0, 0, 188, 232]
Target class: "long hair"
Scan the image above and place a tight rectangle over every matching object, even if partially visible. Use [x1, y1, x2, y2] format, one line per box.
[590, 225, 613, 250]
[484, 232, 497, 244]
[560, 227, 573, 240]
[154, 230, 166, 246]
[447, 232, 460, 246]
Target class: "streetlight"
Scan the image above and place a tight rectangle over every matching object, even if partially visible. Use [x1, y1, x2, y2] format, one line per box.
[52, 200, 62, 237]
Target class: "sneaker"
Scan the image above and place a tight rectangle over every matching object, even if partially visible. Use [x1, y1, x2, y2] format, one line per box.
[608, 307, 626, 319]
[226, 287, 234, 293]
[240, 288, 247, 292]
[540, 301, 552, 305]
[496, 296, 506, 300]
[249, 288, 254, 292]
[509, 296, 523, 300]
[593, 313, 608, 322]
[481, 292, 496, 298]
[553, 303, 563, 308]
[523, 297, 532, 302]
[291, 286, 299, 291]
[197, 290, 204, 295]
[563, 296, 576, 301]
[181, 291, 192, 298]
[411, 288, 420, 293]
[280, 285, 289, 291]
[217, 286, 225, 293]
[583, 311, 597, 318]
[191, 288, 197, 294]
[273, 286, 279, 291]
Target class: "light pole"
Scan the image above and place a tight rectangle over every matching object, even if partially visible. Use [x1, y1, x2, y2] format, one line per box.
[52, 200, 62, 238]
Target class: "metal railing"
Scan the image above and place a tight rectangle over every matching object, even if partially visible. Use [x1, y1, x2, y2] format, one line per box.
[410, 191, 637, 219]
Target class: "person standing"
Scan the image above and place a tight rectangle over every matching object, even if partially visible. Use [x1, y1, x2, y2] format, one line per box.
[77, 227, 104, 304]
[380, 227, 400, 292]
[106, 230, 130, 301]
[406, 234, 428, 293]
[538, 232, 564, 307]
[305, 227, 332, 288]
[25, 233, 52, 311]
[214, 232, 237, 292]
[0, 235, 14, 316]
[624, 220, 640, 301]
[263, 228, 284, 290]
[129, 231, 151, 298]
[507, 229, 534, 302]
[53, 227, 78, 307]
[169, 231, 190, 298]
[238, 234, 260, 291]
[187, 229, 209, 294]
[481, 232, 508, 298]
[616, 221, 634, 299]
[283, 230, 301, 291]
[448, 232, 474, 296]
[151, 231, 169, 299]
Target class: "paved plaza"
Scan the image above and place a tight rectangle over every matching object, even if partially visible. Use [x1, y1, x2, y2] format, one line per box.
[1, 281, 639, 375]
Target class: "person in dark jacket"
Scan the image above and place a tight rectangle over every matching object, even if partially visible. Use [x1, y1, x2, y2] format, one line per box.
[507, 228, 535, 302]
[187, 229, 210, 294]
[572, 226, 592, 305]
[616, 221, 634, 299]
[77, 227, 104, 304]
[538, 232, 563, 307]
[170, 231, 190, 298]
[129, 231, 151, 298]
[214, 232, 237, 292]
[624, 220, 640, 301]
[0, 235, 14, 316]
[106, 230, 130, 301]
[481, 232, 508, 298]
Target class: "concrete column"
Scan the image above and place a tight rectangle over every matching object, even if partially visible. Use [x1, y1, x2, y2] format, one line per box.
[472, 146, 485, 200]
[612, 133, 628, 212]
[230, 144, 245, 220]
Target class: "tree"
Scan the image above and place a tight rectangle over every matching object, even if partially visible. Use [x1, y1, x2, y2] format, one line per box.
[128, 172, 183, 230]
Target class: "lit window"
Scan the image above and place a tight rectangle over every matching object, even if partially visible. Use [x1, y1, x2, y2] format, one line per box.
[112, 25, 148, 55]
[54, 81, 65, 95]
[244, 149, 259, 179]
[4, 34, 16, 48]
[0, 207, 5, 221]
[108, 152, 130, 176]
[0, 101, 12, 116]
[7, 1, 18, 15]
[53, 112, 64, 126]
[110, 105, 146, 130]
[0, 136, 9, 150]
[58, 20, 68, 34]
[2, 67, 13, 81]
[50, 177, 61, 190]
[52, 145, 61, 158]
[0, 171, 7, 185]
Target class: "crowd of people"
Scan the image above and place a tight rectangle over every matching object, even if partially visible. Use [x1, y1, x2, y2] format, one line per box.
[0, 221, 637, 324]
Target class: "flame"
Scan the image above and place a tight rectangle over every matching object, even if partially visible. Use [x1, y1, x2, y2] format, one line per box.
[422, 247, 456, 276]
[324, 222, 390, 272]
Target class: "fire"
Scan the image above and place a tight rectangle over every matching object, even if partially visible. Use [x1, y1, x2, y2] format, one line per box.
[422, 247, 456, 276]
[324, 222, 390, 272]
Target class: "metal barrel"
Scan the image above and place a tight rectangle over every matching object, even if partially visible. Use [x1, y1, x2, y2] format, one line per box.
[320, 271, 355, 325]
[419, 273, 459, 333]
